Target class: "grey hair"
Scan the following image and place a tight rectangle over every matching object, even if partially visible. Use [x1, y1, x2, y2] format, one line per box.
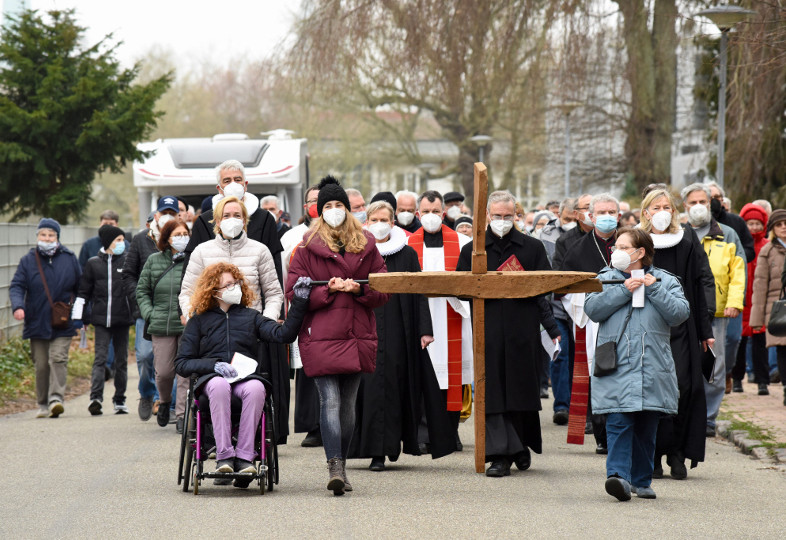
[215, 159, 245, 182]
[753, 199, 772, 214]
[723, 197, 732, 209]
[260, 195, 279, 207]
[589, 193, 620, 215]
[559, 198, 575, 215]
[680, 182, 711, 202]
[486, 190, 516, 211]
[345, 188, 362, 198]
[704, 180, 725, 198]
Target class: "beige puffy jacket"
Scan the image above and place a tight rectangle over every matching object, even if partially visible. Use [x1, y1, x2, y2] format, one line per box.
[750, 240, 786, 347]
[179, 232, 284, 320]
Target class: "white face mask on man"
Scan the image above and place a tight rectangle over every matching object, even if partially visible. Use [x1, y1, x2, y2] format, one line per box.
[397, 211, 414, 226]
[446, 206, 462, 221]
[222, 182, 245, 200]
[490, 219, 513, 238]
[420, 213, 443, 233]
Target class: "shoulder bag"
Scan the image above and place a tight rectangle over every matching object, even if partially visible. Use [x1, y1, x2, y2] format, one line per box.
[593, 304, 633, 377]
[34, 251, 73, 329]
[767, 285, 786, 337]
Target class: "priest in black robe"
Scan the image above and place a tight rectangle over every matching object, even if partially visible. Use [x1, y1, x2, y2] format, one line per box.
[456, 191, 560, 477]
[349, 200, 456, 470]
[181, 159, 290, 443]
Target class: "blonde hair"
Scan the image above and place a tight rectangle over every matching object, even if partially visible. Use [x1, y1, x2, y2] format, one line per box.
[190, 262, 257, 315]
[640, 189, 681, 234]
[211, 196, 248, 236]
[366, 201, 394, 222]
[304, 212, 368, 253]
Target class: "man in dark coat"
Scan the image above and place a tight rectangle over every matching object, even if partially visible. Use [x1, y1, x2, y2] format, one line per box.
[456, 191, 560, 477]
[182, 159, 290, 443]
[394, 190, 422, 234]
[442, 191, 465, 230]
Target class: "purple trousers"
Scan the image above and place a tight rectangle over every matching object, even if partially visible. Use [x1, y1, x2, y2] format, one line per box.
[203, 377, 266, 462]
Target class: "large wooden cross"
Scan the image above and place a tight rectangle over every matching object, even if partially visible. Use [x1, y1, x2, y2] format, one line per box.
[368, 163, 601, 473]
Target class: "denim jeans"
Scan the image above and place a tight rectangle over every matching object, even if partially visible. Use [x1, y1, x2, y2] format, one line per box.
[551, 318, 572, 412]
[605, 411, 660, 488]
[135, 319, 157, 400]
[313, 373, 362, 460]
[704, 317, 729, 428]
[725, 313, 742, 374]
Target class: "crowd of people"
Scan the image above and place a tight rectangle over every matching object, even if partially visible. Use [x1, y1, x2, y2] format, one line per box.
[9, 160, 786, 500]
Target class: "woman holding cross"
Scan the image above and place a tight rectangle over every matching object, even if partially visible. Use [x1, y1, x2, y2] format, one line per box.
[285, 176, 390, 496]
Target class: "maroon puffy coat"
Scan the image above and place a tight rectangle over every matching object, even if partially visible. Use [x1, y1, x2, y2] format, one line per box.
[285, 230, 390, 377]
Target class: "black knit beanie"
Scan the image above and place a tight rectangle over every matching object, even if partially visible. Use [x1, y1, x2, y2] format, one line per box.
[316, 175, 351, 216]
[99, 224, 124, 250]
[371, 191, 397, 212]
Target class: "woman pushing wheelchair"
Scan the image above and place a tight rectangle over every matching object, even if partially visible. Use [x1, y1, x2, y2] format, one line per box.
[175, 262, 312, 481]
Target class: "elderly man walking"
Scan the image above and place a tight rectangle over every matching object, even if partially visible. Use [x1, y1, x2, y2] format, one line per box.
[682, 183, 746, 437]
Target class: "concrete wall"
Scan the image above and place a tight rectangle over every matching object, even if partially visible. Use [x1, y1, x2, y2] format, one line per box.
[0, 223, 95, 342]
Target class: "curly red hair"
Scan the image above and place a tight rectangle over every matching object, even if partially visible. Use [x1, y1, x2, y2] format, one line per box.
[190, 262, 257, 315]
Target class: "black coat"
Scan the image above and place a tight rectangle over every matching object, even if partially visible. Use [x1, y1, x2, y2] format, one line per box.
[349, 245, 456, 460]
[175, 297, 307, 393]
[397, 216, 422, 234]
[78, 251, 136, 328]
[552, 226, 587, 271]
[652, 233, 713, 465]
[682, 223, 717, 316]
[456, 228, 558, 415]
[557, 229, 612, 273]
[713, 204, 755, 262]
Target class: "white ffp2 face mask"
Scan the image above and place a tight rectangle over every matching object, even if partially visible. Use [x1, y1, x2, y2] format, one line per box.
[157, 214, 174, 229]
[323, 208, 346, 228]
[222, 182, 245, 200]
[688, 204, 710, 227]
[218, 285, 242, 305]
[368, 222, 392, 240]
[611, 249, 641, 272]
[490, 220, 513, 238]
[420, 213, 443, 233]
[561, 221, 577, 231]
[446, 206, 462, 220]
[649, 210, 672, 232]
[219, 217, 244, 238]
[397, 211, 414, 226]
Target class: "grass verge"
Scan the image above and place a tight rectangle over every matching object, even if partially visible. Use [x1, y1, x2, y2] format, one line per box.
[717, 410, 786, 452]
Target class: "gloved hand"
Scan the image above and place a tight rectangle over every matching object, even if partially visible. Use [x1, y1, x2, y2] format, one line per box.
[293, 276, 313, 299]
[214, 362, 238, 378]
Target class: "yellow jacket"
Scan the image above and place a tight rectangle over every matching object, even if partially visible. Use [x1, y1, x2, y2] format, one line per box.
[699, 220, 746, 316]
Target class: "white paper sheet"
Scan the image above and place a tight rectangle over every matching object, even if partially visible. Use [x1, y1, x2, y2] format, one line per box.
[225, 352, 258, 384]
[541, 329, 561, 361]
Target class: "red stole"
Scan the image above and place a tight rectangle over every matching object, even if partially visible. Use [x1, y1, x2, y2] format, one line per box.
[567, 324, 589, 445]
[409, 225, 463, 411]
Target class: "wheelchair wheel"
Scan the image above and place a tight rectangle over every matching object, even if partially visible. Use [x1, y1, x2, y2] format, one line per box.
[182, 441, 193, 493]
[181, 403, 196, 492]
[258, 463, 266, 495]
[178, 389, 193, 485]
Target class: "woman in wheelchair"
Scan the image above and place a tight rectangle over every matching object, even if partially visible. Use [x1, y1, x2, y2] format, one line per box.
[175, 262, 312, 478]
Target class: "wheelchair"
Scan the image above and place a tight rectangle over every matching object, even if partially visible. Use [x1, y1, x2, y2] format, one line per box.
[177, 374, 279, 495]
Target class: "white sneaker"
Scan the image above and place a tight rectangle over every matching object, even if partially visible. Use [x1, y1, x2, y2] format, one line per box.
[113, 401, 129, 414]
[49, 402, 64, 418]
[36, 406, 49, 418]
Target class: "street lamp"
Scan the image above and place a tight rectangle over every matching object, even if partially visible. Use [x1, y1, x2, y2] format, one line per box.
[695, 4, 756, 189]
[469, 134, 492, 164]
[556, 102, 581, 197]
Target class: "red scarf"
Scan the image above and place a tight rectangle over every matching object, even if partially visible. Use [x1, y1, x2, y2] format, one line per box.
[409, 225, 463, 411]
[567, 324, 589, 445]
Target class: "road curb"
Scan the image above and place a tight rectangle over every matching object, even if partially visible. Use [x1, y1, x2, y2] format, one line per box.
[716, 420, 786, 466]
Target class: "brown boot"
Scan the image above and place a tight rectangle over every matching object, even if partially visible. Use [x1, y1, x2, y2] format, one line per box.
[326, 458, 345, 496]
[341, 459, 353, 491]
[725, 374, 732, 394]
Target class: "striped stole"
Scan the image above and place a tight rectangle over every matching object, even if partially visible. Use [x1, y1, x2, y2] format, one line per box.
[410, 225, 464, 411]
[567, 324, 589, 444]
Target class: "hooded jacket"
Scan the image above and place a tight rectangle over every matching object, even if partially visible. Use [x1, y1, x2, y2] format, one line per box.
[285, 229, 390, 377]
[74, 251, 136, 328]
[9, 244, 81, 340]
[697, 220, 746, 316]
[739, 203, 769, 336]
[179, 231, 283, 320]
[586, 266, 690, 415]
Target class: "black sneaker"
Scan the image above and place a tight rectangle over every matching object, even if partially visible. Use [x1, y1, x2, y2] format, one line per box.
[553, 409, 569, 425]
[176, 417, 184, 434]
[157, 402, 171, 427]
[732, 379, 744, 393]
[301, 429, 323, 447]
[758, 383, 769, 396]
[113, 399, 128, 414]
[138, 397, 153, 421]
[88, 399, 102, 416]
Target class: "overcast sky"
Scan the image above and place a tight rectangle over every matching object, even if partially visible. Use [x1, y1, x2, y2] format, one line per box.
[27, 0, 301, 67]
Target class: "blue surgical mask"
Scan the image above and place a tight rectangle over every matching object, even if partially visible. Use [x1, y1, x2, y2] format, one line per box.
[594, 215, 618, 234]
[352, 211, 367, 224]
[37, 241, 58, 252]
[112, 242, 126, 256]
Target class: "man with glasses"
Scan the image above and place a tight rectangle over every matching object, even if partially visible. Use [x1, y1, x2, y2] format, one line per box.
[552, 193, 594, 271]
[456, 190, 560, 477]
[182, 159, 289, 442]
[408, 190, 473, 454]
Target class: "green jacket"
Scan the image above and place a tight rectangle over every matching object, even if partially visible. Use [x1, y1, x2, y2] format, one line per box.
[136, 251, 185, 336]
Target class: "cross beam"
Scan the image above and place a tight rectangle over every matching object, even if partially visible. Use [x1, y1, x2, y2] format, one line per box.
[368, 163, 600, 473]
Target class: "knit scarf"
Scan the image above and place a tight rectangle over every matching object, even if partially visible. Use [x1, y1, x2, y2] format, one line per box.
[567, 324, 590, 445]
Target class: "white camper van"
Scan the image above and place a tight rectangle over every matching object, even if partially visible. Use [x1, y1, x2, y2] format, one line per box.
[133, 131, 308, 225]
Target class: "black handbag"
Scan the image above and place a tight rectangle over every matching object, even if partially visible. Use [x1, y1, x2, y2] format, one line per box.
[593, 305, 633, 377]
[767, 286, 786, 337]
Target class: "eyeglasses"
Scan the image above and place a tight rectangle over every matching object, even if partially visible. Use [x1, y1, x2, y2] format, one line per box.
[306, 199, 318, 205]
[171, 233, 189, 239]
[610, 246, 637, 253]
[216, 282, 239, 291]
[575, 206, 589, 212]
[490, 215, 515, 222]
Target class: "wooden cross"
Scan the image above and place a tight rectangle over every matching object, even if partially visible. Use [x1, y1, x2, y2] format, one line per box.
[368, 163, 601, 473]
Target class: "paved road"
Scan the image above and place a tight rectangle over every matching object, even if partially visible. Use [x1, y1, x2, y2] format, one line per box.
[2, 368, 785, 538]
